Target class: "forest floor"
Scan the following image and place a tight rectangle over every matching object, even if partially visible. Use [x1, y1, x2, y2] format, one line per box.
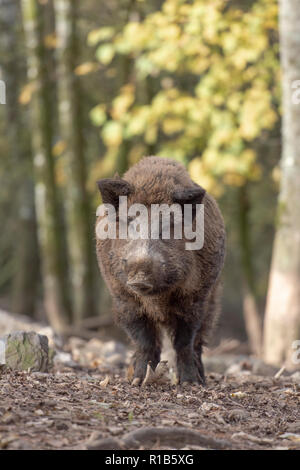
[0, 345, 300, 450]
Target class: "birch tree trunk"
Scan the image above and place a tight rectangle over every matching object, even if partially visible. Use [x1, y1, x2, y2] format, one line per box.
[263, 0, 300, 368]
[54, 0, 95, 323]
[21, 0, 71, 332]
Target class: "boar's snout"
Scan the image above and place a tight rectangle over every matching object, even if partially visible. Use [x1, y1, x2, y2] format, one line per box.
[126, 280, 154, 295]
[124, 241, 166, 295]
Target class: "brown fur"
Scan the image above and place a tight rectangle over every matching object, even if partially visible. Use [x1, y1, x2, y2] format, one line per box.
[96, 156, 226, 384]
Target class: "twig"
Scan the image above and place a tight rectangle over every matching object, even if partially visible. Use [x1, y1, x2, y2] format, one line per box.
[274, 366, 286, 379]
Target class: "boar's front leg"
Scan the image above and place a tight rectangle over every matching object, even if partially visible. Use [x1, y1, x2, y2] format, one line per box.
[171, 317, 203, 385]
[118, 310, 161, 385]
[194, 342, 206, 386]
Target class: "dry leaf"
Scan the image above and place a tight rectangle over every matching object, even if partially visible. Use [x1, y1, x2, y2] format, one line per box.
[100, 375, 109, 388]
[230, 391, 247, 399]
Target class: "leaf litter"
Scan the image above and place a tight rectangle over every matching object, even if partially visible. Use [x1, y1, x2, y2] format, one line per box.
[0, 351, 299, 450]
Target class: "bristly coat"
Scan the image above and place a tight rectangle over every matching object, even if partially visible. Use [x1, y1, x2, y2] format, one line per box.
[96, 156, 226, 384]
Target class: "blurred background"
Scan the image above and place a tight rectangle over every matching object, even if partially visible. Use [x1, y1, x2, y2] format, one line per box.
[0, 0, 298, 367]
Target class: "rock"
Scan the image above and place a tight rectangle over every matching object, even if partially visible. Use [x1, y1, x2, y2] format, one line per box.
[53, 351, 78, 368]
[1, 331, 49, 372]
[0, 310, 57, 348]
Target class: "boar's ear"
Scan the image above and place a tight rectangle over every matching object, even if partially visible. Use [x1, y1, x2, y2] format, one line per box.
[172, 185, 206, 220]
[97, 177, 133, 209]
[172, 185, 206, 206]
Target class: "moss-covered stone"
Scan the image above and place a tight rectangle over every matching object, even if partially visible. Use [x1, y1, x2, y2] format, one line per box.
[4, 331, 49, 372]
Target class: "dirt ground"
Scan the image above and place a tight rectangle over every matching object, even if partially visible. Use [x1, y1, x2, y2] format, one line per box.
[0, 360, 300, 450]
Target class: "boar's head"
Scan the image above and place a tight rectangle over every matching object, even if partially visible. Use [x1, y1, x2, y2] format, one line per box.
[97, 175, 205, 296]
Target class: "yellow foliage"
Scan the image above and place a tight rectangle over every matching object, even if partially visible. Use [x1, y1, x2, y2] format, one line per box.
[74, 62, 99, 76]
[90, 104, 107, 126]
[223, 173, 245, 187]
[52, 140, 66, 157]
[19, 82, 37, 105]
[44, 33, 57, 49]
[101, 121, 123, 147]
[90, 149, 119, 181]
[90, 0, 279, 192]
[87, 27, 115, 46]
[111, 85, 135, 120]
[188, 158, 224, 197]
[96, 44, 115, 65]
[162, 117, 185, 134]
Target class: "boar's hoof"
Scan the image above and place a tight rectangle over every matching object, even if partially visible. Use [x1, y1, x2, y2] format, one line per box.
[178, 366, 204, 386]
[132, 377, 141, 386]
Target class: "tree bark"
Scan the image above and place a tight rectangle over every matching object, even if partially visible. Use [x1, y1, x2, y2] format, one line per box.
[263, 0, 300, 367]
[238, 185, 262, 357]
[21, 0, 71, 332]
[54, 0, 95, 323]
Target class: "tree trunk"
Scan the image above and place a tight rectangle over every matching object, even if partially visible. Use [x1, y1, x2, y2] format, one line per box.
[0, 0, 39, 316]
[263, 0, 300, 368]
[238, 184, 262, 356]
[21, 0, 71, 332]
[54, 0, 95, 323]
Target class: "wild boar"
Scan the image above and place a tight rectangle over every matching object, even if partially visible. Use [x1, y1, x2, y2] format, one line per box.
[96, 156, 226, 385]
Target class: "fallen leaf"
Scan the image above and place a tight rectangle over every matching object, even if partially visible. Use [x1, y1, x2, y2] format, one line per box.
[230, 391, 247, 399]
[100, 375, 109, 388]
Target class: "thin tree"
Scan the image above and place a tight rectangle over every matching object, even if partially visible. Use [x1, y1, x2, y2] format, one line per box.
[54, 0, 95, 322]
[263, 0, 300, 367]
[21, 0, 71, 332]
[0, 0, 39, 316]
[238, 184, 262, 357]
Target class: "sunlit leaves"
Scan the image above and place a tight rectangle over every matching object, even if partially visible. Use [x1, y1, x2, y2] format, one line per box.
[19, 82, 37, 105]
[90, 104, 107, 126]
[87, 27, 115, 46]
[111, 85, 135, 120]
[101, 121, 123, 147]
[96, 44, 115, 65]
[89, 0, 279, 193]
[74, 62, 99, 76]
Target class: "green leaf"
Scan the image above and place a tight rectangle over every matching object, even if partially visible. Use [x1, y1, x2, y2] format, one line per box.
[90, 105, 107, 126]
[96, 44, 115, 65]
[87, 27, 115, 46]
